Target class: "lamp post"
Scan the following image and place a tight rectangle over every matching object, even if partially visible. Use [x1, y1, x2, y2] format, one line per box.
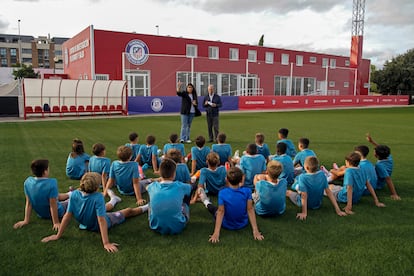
[18, 19, 22, 66]
[155, 25, 159, 35]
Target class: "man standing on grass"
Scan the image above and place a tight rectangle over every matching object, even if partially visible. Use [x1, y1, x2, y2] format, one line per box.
[203, 84, 222, 143]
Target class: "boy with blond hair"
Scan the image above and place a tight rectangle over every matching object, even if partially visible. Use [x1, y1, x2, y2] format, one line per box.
[197, 152, 227, 195]
[42, 172, 147, 253]
[252, 160, 287, 216]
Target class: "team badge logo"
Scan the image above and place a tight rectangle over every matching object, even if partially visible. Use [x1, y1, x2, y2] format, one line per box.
[125, 39, 149, 65]
[151, 98, 164, 112]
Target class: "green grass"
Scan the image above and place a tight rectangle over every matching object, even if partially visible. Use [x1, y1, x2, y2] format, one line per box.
[1, 107, 414, 275]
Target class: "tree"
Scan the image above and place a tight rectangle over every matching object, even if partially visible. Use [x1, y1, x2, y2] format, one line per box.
[12, 63, 40, 80]
[258, 34, 264, 46]
[371, 49, 414, 95]
[369, 64, 379, 93]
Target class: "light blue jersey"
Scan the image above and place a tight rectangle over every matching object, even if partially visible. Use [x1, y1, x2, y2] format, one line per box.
[163, 143, 185, 157]
[109, 161, 139, 195]
[125, 143, 141, 161]
[254, 178, 287, 216]
[240, 154, 266, 189]
[191, 146, 211, 171]
[175, 163, 191, 183]
[147, 181, 192, 235]
[66, 153, 90, 180]
[296, 170, 328, 209]
[212, 143, 232, 166]
[256, 143, 271, 160]
[293, 149, 316, 173]
[199, 166, 227, 194]
[271, 154, 295, 185]
[138, 144, 159, 167]
[375, 155, 393, 189]
[337, 167, 367, 204]
[24, 177, 66, 219]
[68, 190, 116, 232]
[359, 159, 378, 194]
[277, 139, 296, 158]
[218, 186, 252, 230]
[88, 156, 111, 175]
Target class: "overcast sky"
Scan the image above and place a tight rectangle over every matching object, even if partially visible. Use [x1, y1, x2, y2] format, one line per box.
[1, 0, 413, 67]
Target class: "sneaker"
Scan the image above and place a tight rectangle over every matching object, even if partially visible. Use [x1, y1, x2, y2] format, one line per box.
[180, 139, 184, 143]
[198, 188, 209, 202]
[185, 140, 192, 143]
[191, 176, 197, 184]
[68, 186, 74, 192]
[233, 150, 240, 159]
[333, 163, 339, 170]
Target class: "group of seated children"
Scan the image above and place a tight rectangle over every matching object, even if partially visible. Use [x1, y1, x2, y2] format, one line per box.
[14, 129, 400, 252]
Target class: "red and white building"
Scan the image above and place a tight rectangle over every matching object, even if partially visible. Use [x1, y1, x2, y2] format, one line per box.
[62, 25, 371, 98]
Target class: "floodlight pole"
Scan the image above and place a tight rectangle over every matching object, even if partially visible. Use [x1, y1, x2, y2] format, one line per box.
[18, 19, 22, 66]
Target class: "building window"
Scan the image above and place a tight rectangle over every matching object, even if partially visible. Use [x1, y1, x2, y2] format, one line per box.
[208, 46, 219, 60]
[274, 76, 289, 96]
[329, 81, 335, 87]
[186, 44, 197, 58]
[1, 58, 7, 67]
[265, 52, 274, 64]
[345, 60, 350, 66]
[248, 50, 257, 62]
[322, 58, 329, 68]
[229, 48, 239, 61]
[22, 48, 32, 54]
[309, 56, 317, 63]
[0, 48, 6, 57]
[344, 82, 349, 88]
[296, 55, 303, 66]
[10, 48, 17, 56]
[281, 54, 289, 65]
[330, 59, 336, 68]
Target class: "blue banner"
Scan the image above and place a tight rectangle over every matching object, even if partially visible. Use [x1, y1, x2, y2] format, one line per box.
[128, 96, 239, 115]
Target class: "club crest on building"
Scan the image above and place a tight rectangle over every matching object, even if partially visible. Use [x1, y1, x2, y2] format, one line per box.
[125, 39, 149, 65]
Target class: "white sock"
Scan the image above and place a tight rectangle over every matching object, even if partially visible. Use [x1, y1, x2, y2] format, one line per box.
[107, 189, 115, 198]
[108, 196, 121, 207]
[140, 204, 149, 213]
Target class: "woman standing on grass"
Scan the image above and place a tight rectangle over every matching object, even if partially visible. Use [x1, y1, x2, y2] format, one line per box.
[176, 81, 200, 144]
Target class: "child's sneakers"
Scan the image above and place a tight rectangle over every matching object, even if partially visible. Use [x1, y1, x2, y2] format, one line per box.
[333, 163, 339, 170]
[320, 165, 330, 177]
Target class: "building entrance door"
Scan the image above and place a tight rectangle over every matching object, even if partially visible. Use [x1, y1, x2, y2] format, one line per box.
[126, 72, 150, 96]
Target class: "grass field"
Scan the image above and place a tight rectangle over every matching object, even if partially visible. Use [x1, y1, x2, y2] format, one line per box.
[1, 107, 414, 275]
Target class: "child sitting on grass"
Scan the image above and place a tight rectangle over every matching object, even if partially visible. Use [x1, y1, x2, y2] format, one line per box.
[66, 138, 90, 180]
[286, 156, 347, 220]
[165, 148, 191, 184]
[276, 128, 296, 158]
[211, 132, 232, 166]
[104, 146, 147, 206]
[196, 152, 227, 196]
[190, 135, 210, 176]
[41, 172, 147, 253]
[252, 160, 287, 217]
[163, 133, 186, 159]
[137, 134, 160, 174]
[195, 167, 264, 243]
[255, 133, 271, 161]
[88, 143, 111, 189]
[293, 137, 316, 175]
[146, 158, 192, 235]
[366, 133, 401, 200]
[328, 152, 385, 215]
[14, 159, 71, 230]
[271, 142, 295, 186]
[239, 143, 267, 191]
[125, 132, 141, 162]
